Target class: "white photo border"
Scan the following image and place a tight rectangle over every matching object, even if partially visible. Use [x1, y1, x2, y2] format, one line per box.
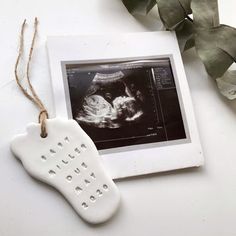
[47, 32, 204, 179]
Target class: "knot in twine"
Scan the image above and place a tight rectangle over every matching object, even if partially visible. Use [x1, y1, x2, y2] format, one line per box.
[38, 109, 49, 138]
[14, 18, 49, 138]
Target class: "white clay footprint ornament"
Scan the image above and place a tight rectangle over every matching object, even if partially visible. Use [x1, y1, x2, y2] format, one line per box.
[11, 118, 120, 224]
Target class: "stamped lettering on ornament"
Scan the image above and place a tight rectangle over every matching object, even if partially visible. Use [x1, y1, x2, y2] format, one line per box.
[40, 138, 111, 210]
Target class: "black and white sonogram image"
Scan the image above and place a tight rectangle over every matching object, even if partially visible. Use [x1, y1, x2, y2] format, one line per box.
[64, 59, 186, 150]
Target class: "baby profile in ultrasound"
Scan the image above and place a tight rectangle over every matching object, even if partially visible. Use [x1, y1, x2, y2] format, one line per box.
[76, 71, 145, 129]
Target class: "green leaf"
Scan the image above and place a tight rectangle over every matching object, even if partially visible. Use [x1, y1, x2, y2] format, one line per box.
[178, 0, 192, 14]
[191, 0, 219, 28]
[175, 19, 194, 52]
[122, 0, 236, 100]
[195, 25, 236, 78]
[217, 71, 236, 100]
[156, 1, 184, 30]
[121, 0, 156, 15]
[156, 0, 191, 29]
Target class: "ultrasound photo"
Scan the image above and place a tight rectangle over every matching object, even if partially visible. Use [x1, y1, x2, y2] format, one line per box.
[64, 59, 187, 150]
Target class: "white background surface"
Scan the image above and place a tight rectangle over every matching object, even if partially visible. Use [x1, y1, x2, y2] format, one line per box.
[0, 0, 236, 235]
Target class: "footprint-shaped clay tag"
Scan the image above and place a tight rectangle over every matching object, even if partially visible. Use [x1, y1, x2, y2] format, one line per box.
[11, 118, 120, 224]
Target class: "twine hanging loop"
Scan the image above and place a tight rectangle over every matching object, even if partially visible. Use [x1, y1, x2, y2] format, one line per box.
[14, 18, 49, 138]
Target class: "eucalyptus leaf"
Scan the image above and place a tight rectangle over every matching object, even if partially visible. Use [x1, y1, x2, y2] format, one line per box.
[191, 0, 219, 28]
[156, 0, 191, 29]
[121, 0, 156, 15]
[122, 0, 236, 100]
[195, 25, 236, 78]
[216, 71, 236, 100]
[175, 19, 194, 52]
[178, 0, 192, 15]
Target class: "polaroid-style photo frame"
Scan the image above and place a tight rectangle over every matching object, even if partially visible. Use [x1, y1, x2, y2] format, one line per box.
[47, 32, 204, 179]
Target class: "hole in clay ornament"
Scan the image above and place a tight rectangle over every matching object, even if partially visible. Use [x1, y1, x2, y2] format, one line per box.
[84, 179, 90, 186]
[41, 155, 47, 161]
[40, 132, 47, 138]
